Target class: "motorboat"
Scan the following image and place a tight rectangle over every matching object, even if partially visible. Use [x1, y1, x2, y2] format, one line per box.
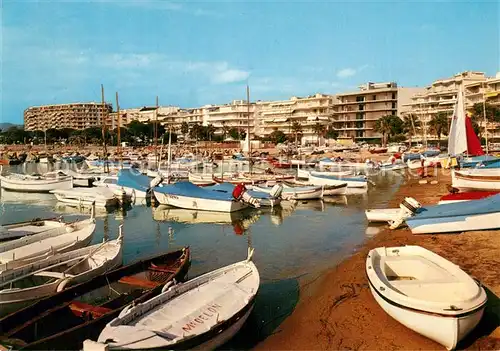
[366, 245, 487, 350]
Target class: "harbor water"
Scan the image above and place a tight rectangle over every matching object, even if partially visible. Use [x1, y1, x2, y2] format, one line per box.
[0, 164, 403, 348]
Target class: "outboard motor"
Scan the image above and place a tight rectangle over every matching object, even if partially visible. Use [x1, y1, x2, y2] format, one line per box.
[232, 183, 261, 208]
[232, 183, 247, 200]
[389, 197, 422, 229]
[269, 183, 284, 198]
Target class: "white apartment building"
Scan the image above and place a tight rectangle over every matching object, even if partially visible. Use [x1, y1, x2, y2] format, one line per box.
[404, 71, 500, 142]
[257, 93, 334, 143]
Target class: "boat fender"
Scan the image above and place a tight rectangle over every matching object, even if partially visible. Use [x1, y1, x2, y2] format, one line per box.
[56, 277, 73, 292]
[232, 183, 247, 200]
[389, 197, 421, 230]
[269, 184, 284, 198]
[161, 280, 176, 293]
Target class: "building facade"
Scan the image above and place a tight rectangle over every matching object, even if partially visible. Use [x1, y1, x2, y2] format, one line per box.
[331, 82, 424, 140]
[403, 71, 500, 142]
[24, 102, 112, 131]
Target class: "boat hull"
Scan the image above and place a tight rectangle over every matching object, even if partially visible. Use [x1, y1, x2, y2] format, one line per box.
[406, 212, 500, 234]
[369, 284, 484, 350]
[452, 170, 500, 191]
[0, 176, 73, 192]
[154, 191, 248, 212]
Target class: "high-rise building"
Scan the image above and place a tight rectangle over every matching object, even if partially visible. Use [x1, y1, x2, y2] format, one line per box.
[24, 102, 112, 131]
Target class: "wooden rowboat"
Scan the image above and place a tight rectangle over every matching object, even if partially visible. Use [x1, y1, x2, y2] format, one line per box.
[0, 217, 65, 242]
[0, 247, 190, 350]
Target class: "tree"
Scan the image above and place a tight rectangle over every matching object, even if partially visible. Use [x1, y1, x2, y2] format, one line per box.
[180, 122, 189, 140]
[312, 123, 326, 146]
[291, 121, 303, 145]
[269, 130, 287, 144]
[325, 125, 339, 139]
[189, 123, 202, 140]
[402, 114, 421, 147]
[221, 121, 229, 140]
[470, 102, 500, 123]
[228, 128, 240, 140]
[428, 112, 450, 147]
[206, 124, 216, 141]
[374, 115, 404, 146]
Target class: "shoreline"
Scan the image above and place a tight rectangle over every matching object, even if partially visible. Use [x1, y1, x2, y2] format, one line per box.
[255, 172, 500, 350]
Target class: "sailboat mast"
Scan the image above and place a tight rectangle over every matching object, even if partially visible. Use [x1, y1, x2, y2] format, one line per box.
[482, 82, 489, 154]
[155, 96, 159, 165]
[116, 92, 122, 169]
[247, 85, 252, 174]
[101, 84, 109, 173]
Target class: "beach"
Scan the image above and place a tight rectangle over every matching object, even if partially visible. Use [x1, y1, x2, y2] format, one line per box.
[256, 171, 500, 350]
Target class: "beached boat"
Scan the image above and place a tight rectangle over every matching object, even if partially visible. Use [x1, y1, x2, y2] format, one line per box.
[0, 173, 73, 192]
[253, 184, 323, 200]
[438, 190, 500, 204]
[92, 249, 259, 350]
[451, 168, 500, 191]
[366, 245, 487, 350]
[0, 230, 124, 316]
[308, 173, 368, 189]
[0, 217, 96, 270]
[369, 147, 388, 154]
[154, 182, 249, 212]
[0, 217, 69, 242]
[50, 187, 124, 208]
[0, 248, 190, 350]
[365, 208, 401, 223]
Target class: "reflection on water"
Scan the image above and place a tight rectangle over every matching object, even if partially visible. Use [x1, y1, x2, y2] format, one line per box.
[0, 168, 402, 349]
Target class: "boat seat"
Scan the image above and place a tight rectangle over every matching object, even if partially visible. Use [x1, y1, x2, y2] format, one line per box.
[34, 271, 75, 279]
[119, 276, 161, 289]
[69, 300, 112, 319]
[149, 264, 178, 274]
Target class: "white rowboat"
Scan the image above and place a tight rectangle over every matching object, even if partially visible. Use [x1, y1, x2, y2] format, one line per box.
[366, 245, 486, 350]
[0, 173, 73, 192]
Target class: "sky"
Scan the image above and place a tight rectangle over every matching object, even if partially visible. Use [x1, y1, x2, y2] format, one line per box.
[1, 0, 499, 124]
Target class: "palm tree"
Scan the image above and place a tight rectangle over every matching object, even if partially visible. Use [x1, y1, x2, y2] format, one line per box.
[373, 115, 394, 146]
[402, 114, 421, 148]
[312, 123, 326, 146]
[291, 121, 303, 145]
[206, 124, 216, 141]
[181, 121, 189, 141]
[429, 112, 450, 147]
[221, 121, 229, 141]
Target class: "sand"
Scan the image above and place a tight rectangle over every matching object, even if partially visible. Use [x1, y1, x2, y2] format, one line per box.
[256, 173, 500, 351]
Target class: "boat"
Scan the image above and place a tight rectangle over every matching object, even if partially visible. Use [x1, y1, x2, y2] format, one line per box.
[0, 217, 67, 242]
[0, 173, 73, 192]
[388, 195, 500, 234]
[365, 208, 401, 223]
[0, 217, 96, 270]
[92, 249, 259, 350]
[206, 182, 282, 208]
[188, 172, 216, 186]
[308, 173, 368, 189]
[94, 169, 153, 201]
[438, 190, 500, 204]
[366, 245, 487, 350]
[50, 187, 125, 208]
[154, 182, 250, 212]
[451, 168, 500, 191]
[0, 229, 124, 316]
[297, 168, 352, 179]
[0, 248, 190, 350]
[56, 169, 95, 187]
[253, 184, 323, 200]
[284, 179, 347, 195]
[369, 147, 388, 154]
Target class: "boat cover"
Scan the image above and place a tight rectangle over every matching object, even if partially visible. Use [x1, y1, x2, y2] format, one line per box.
[155, 182, 236, 201]
[117, 169, 151, 192]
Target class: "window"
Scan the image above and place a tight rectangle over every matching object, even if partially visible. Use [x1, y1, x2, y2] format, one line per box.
[356, 113, 364, 120]
[356, 96, 364, 102]
[372, 95, 376, 101]
[359, 105, 364, 111]
[392, 93, 396, 100]
[392, 102, 397, 109]
[356, 121, 364, 129]
[356, 130, 364, 138]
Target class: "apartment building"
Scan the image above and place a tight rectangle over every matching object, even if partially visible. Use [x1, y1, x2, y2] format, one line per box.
[24, 102, 112, 131]
[332, 82, 424, 140]
[256, 93, 334, 143]
[404, 71, 500, 142]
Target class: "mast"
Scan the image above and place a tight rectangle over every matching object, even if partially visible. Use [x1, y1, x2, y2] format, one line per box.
[155, 96, 159, 165]
[101, 84, 109, 173]
[247, 85, 252, 174]
[482, 82, 489, 154]
[166, 125, 172, 183]
[116, 91, 122, 169]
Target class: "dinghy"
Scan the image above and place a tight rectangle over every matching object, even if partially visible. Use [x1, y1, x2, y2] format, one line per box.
[50, 187, 125, 208]
[452, 168, 500, 191]
[0, 228, 124, 316]
[284, 180, 347, 195]
[93, 249, 259, 350]
[154, 182, 250, 212]
[0, 173, 73, 192]
[253, 184, 323, 200]
[308, 173, 368, 189]
[0, 247, 190, 350]
[0, 217, 96, 270]
[0, 217, 66, 242]
[366, 245, 487, 350]
[56, 169, 95, 187]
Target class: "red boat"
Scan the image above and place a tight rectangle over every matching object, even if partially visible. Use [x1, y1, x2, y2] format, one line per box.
[271, 161, 292, 169]
[439, 191, 500, 204]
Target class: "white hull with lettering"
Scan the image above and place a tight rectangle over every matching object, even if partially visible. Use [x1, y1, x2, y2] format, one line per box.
[93, 249, 260, 350]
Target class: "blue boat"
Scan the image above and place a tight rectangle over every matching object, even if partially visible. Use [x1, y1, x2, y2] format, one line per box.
[116, 169, 152, 198]
[460, 155, 500, 168]
[405, 194, 500, 234]
[154, 182, 248, 212]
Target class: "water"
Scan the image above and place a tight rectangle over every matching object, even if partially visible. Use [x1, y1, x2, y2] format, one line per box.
[0, 164, 403, 348]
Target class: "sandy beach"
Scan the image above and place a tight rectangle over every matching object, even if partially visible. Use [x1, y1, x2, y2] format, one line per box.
[256, 172, 500, 350]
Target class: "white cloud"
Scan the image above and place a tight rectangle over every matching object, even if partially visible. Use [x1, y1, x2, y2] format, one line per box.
[337, 68, 356, 78]
[211, 69, 250, 84]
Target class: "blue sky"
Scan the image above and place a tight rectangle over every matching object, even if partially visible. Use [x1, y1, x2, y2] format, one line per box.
[2, 0, 499, 124]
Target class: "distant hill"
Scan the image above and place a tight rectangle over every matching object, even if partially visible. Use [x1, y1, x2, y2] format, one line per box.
[0, 123, 21, 131]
